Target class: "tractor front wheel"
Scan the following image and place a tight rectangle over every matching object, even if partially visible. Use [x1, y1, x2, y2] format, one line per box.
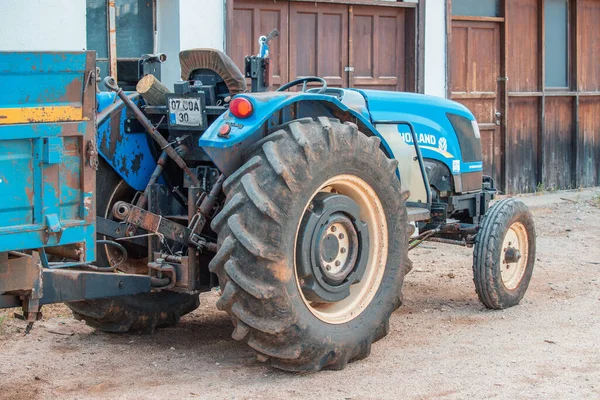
[473, 198, 536, 309]
[210, 117, 411, 371]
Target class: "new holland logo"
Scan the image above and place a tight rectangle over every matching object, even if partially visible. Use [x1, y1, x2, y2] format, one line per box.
[438, 137, 447, 152]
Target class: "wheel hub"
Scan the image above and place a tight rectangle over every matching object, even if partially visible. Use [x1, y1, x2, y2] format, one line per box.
[500, 222, 529, 290]
[297, 193, 369, 303]
[504, 246, 522, 264]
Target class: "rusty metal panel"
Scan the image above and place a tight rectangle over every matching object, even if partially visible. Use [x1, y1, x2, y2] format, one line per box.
[0, 252, 41, 293]
[0, 52, 97, 262]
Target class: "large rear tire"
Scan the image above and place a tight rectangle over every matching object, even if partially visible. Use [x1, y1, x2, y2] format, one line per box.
[66, 159, 200, 333]
[210, 118, 411, 371]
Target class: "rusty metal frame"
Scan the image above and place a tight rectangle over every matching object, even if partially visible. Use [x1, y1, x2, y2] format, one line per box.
[108, 0, 117, 80]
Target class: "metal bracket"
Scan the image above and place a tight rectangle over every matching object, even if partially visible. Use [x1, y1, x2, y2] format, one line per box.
[148, 259, 176, 290]
[86, 140, 99, 170]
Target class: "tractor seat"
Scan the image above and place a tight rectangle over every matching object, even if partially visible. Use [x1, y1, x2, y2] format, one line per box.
[179, 49, 247, 94]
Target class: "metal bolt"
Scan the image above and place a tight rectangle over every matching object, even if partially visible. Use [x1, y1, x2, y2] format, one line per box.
[338, 233, 345, 239]
[335, 261, 341, 267]
[326, 265, 331, 271]
[340, 248, 346, 254]
[331, 226, 337, 232]
[118, 280, 124, 289]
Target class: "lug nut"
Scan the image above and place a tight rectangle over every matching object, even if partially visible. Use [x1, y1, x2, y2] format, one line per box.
[326, 265, 332, 271]
[331, 226, 337, 232]
[335, 261, 341, 267]
[338, 233, 345, 239]
[340, 248, 346, 254]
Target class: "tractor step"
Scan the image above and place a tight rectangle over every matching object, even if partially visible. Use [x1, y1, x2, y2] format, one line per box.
[407, 207, 430, 222]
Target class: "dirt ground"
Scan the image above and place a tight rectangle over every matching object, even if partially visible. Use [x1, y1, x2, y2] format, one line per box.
[1, 189, 599, 400]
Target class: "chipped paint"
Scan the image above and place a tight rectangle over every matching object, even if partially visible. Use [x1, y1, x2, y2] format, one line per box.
[96, 94, 156, 191]
[0, 106, 84, 124]
[0, 51, 96, 262]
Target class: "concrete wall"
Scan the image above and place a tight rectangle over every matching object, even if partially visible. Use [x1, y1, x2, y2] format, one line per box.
[0, 0, 86, 51]
[157, 0, 181, 90]
[424, 0, 447, 98]
[179, 0, 225, 51]
[157, 0, 225, 89]
[0, 0, 443, 96]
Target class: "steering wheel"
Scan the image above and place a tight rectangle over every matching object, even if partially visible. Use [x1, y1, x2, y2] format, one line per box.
[276, 76, 328, 94]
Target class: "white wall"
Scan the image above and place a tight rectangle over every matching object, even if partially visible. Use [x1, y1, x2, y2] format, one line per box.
[157, 0, 181, 90]
[179, 0, 225, 51]
[424, 0, 447, 98]
[157, 0, 225, 89]
[0, 0, 86, 51]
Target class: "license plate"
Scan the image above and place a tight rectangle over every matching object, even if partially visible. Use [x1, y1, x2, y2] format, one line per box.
[168, 97, 204, 127]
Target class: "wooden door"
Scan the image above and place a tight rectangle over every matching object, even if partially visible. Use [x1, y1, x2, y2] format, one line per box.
[349, 6, 407, 91]
[451, 20, 503, 185]
[230, 0, 289, 87]
[289, 2, 348, 88]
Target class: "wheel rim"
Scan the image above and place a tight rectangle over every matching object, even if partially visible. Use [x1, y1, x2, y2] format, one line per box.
[500, 221, 529, 290]
[294, 174, 388, 324]
[102, 179, 148, 274]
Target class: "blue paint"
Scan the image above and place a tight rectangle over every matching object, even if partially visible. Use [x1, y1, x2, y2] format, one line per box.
[199, 89, 482, 177]
[96, 92, 117, 113]
[96, 95, 156, 191]
[0, 52, 95, 261]
[0, 52, 87, 107]
[199, 91, 393, 175]
[356, 89, 482, 175]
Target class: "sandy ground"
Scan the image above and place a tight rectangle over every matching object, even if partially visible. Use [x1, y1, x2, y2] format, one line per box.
[1, 189, 599, 400]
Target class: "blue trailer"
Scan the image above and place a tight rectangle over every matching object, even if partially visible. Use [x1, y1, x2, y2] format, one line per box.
[0, 52, 151, 326]
[0, 43, 535, 371]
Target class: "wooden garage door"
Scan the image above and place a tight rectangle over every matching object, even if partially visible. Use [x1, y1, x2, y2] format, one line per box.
[230, 0, 289, 86]
[451, 20, 504, 185]
[230, 0, 414, 91]
[350, 6, 407, 91]
[289, 2, 348, 88]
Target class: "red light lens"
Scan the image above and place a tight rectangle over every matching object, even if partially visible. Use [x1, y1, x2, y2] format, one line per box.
[218, 124, 231, 137]
[230, 97, 254, 118]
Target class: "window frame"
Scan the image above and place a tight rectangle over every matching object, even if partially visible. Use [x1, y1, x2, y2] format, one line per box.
[543, 0, 572, 90]
[88, 0, 157, 81]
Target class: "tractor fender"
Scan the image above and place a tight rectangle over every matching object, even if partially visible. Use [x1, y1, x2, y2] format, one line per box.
[199, 92, 394, 176]
[96, 92, 157, 191]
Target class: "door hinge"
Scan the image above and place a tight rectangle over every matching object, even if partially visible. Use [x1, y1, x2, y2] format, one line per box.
[345, 66, 355, 72]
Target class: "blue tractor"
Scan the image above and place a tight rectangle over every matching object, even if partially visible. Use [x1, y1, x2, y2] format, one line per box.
[0, 36, 535, 372]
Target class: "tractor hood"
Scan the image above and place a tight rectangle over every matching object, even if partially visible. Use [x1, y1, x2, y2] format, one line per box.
[354, 89, 475, 123]
[354, 89, 483, 178]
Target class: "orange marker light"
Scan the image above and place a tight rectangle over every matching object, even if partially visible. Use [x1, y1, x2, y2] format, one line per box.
[218, 123, 231, 137]
[230, 97, 254, 119]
